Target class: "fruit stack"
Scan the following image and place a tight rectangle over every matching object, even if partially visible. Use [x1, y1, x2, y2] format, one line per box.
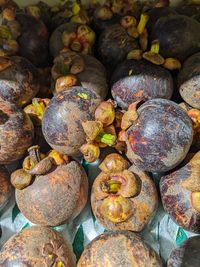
[0, 0, 200, 266]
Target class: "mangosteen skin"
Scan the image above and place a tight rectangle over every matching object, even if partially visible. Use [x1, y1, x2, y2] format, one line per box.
[92, 13, 120, 34]
[167, 236, 200, 267]
[0, 101, 34, 164]
[49, 23, 80, 58]
[0, 56, 40, 106]
[147, 7, 177, 34]
[16, 13, 49, 67]
[97, 24, 138, 68]
[0, 166, 11, 211]
[16, 161, 88, 226]
[150, 15, 200, 61]
[77, 231, 163, 267]
[111, 59, 174, 109]
[178, 52, 200, 109]
[42, 86, 101, 156]
[0, 226, 76, 267]
[126, 99, 193, 172]
[160, 157, 200, 234]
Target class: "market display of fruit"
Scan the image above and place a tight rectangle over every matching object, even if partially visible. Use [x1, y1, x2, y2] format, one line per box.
[0, 0, 200, 266]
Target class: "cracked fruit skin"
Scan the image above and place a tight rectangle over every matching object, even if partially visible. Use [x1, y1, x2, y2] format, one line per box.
[126, 99, 193, 172]
[42, 86, 101, 156]
[0, 226, 76, 267]
[16, 13, 49, 67]
[0, 101, 34, 164]
[0, 56, 40, 106]
[167, 236, 200, 267]
[111, 59, 173, 109]
[178, 52, 200, 109]
[150, 15, 200, 61]
[91, 164, 158, 231]
[0, 166, 11, 211]
[16, 161, 88, 226]
[77, 231, 163, 267]
[160, 152, 200, 234]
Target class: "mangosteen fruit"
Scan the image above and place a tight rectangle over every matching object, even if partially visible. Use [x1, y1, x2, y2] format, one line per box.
[0, 56, 40, 106]
[15, 13, 49, 67]
[0, 101, 34, 164]
[167, 236, 200, 267]
[0, 165, 11, 211]
[160, 151, 200, 234]
[42, 86, 101, 156]
[52, 51, 108, 99]
[150, 15, 200, 61]
[91, 154, 158, 231]
[49, 23, 95, 58]
[14, 145, 88, 226]
[97, 23, 138, 68]
[0, 226, 76, 266]
[178, 52, 200, 109]
[77, 231, 163, 267]
[125, 98, 193, 172]
[111, 59, 174, 109]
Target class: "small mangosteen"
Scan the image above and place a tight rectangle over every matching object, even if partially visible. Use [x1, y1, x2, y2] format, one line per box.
[125, 98, 193, 172]
[91, 154, 158, 231]
[77, 231, 163, 267]
[49, 23, 95, 58]
[42, 86, 101, 156]
[160, 151, 200, 234]
[0, 101, 34, 164]
[111, 59, 174, 109]
[51, 51, 108, 99]
[0, 56, 40, 106]
[167, 236, 200, 267]
[178, 52, 200, 109]
[0, 165, 11, 211]
[150, 15, 200, 61]
[13, 145, 88, 226]
[97, 23, 138, 68]
[0, 226, 76, 266]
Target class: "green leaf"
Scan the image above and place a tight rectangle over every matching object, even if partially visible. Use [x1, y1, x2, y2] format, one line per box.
[176, 227, 187, 245]
[73, 225, 84, 261]
[21, 223, 30, 230]
[12, 204, 20, 223]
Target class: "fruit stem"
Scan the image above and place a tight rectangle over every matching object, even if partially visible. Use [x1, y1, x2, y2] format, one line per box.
[101, 180, 121, 193]
[150, 40, 160, 54]
[28, 145, 41, 164]
[32, 99, 46, 119]
[137, 13, 149, 35]
[96, 132, 116, 146]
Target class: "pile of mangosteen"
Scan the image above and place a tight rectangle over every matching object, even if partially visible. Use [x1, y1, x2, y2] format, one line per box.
[0, 0, 200, 266]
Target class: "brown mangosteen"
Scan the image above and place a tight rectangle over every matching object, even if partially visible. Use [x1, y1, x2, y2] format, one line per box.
[0, 226, 76, 266]
[77, 231, 163, 267]
[91, 154, 158, 231]
[125, 98, 193, 172]
[111, 59, 174, 109]
[97, 23, 138, 68]
[14, 145, 88, 226]
[160, 151, 200, 234]
[176, 4, 200, 17]
[0, 101, 34, 164]
[51, 51, 108, 99]
[0, 165, 11, 211]
[178, 52, 200, 109]
[167, 236, 200, 267]
[49, 23, 95, 58]
[150, 15, 200, 61]
[0, 56, 40, 106]
[146, 6, 177, 34]
[42, 86, 101, 156]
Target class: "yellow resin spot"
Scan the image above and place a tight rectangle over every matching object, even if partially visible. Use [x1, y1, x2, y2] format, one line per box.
[77, 92, 88, 99]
